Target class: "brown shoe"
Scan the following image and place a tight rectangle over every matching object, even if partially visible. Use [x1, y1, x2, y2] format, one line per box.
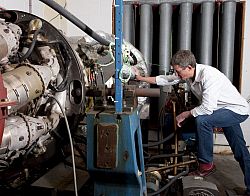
[188, 162, 216, 177]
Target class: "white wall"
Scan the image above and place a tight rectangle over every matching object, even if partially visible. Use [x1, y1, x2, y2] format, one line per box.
[65, 0, 113, 36]
[0, 0, 112, 36]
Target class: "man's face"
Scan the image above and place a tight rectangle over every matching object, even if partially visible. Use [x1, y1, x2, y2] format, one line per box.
[173, 64, 194, 80]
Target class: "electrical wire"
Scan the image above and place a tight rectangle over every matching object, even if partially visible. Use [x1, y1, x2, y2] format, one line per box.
[20, 28, 41, 62]
[46, 94, 78, 196]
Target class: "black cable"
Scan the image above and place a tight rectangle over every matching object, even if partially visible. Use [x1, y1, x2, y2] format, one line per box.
[38, 0, 111, 46]
[143, 132, 175, 148]
[20, 28, 41, 62]
[147, 168, 189, 196]
[39, 40, 72, 92]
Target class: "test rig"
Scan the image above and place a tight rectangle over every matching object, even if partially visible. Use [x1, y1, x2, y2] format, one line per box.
[0, 0, 244, 196]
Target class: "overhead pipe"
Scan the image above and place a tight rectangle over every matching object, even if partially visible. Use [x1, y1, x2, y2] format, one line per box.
[200, 1, 214, 65]
[219, 1, 236, 82]
[178, 2, 193, 50]
[139, 4, 153, 74]
[38, 0, 111, 46]
[123, 4, 135, 45]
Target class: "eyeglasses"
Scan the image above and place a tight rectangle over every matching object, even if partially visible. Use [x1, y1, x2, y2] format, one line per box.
[174, 67, 187, 75]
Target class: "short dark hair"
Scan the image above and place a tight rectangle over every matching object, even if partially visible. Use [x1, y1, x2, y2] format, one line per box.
[171, 50, 196, 68]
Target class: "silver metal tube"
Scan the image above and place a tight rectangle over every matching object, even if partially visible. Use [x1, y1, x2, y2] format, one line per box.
[219, 1, 236, 82]
[123, 4, 135, 45]
[139, 4, 153, 74]
[200, 1, 214, 65]
[178, 2, 193, 50]
[159, 3, 172, 75]
[159, 3, 172, 115]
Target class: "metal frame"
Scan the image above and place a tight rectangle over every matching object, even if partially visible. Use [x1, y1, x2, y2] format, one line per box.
[115, 0, 123, 113]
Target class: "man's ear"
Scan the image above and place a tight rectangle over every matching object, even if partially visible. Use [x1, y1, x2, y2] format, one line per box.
[187, 65, 193, 70]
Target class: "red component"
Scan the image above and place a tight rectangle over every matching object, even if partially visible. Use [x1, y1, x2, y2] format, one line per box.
[0, 74, 15, 145]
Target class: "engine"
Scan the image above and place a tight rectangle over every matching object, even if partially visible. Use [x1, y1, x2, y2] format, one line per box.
[0, 10, 86, 166]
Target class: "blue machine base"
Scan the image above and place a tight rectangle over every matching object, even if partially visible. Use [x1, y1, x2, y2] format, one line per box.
[87, 109, 147, 196]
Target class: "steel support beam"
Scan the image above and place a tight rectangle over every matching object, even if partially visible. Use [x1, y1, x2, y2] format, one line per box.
[115, 0, 123, 113]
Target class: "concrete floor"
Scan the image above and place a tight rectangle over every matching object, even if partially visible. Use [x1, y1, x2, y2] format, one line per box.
[205, 154, 246, 196]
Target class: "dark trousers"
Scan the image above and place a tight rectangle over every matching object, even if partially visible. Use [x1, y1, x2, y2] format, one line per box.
[195, 109, 250, 192]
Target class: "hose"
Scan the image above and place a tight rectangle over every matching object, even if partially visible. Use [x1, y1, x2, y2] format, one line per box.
[143, 132, 175, 148]
[20, 28, 41, 62]
[38, 0, 111, 46]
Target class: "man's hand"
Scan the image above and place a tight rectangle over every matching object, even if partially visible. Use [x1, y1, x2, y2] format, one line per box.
[176, 111, 192, 127]
[132, 66, 141, 80]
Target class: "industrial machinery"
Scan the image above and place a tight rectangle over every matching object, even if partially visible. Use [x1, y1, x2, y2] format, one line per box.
[0, 9, 88, 162]
[0, 1, 225, 196]
[0, 4, 151, 196]
[0, 9, 89, 196]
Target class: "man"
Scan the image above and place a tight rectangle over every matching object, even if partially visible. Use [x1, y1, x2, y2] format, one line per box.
[134, 50, 250, 195]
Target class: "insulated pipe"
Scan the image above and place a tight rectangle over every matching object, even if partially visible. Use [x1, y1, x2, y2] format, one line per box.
[159, 3, 172, 119]
[200, 2, 214, 65]
[159, 3, 172, 75]
[178, 2, 193, 50]
[219, 1, 236, 82]
[140, 4, 153, 74]
[38, 0, 111, 46]
[123, 4, 135, 45]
